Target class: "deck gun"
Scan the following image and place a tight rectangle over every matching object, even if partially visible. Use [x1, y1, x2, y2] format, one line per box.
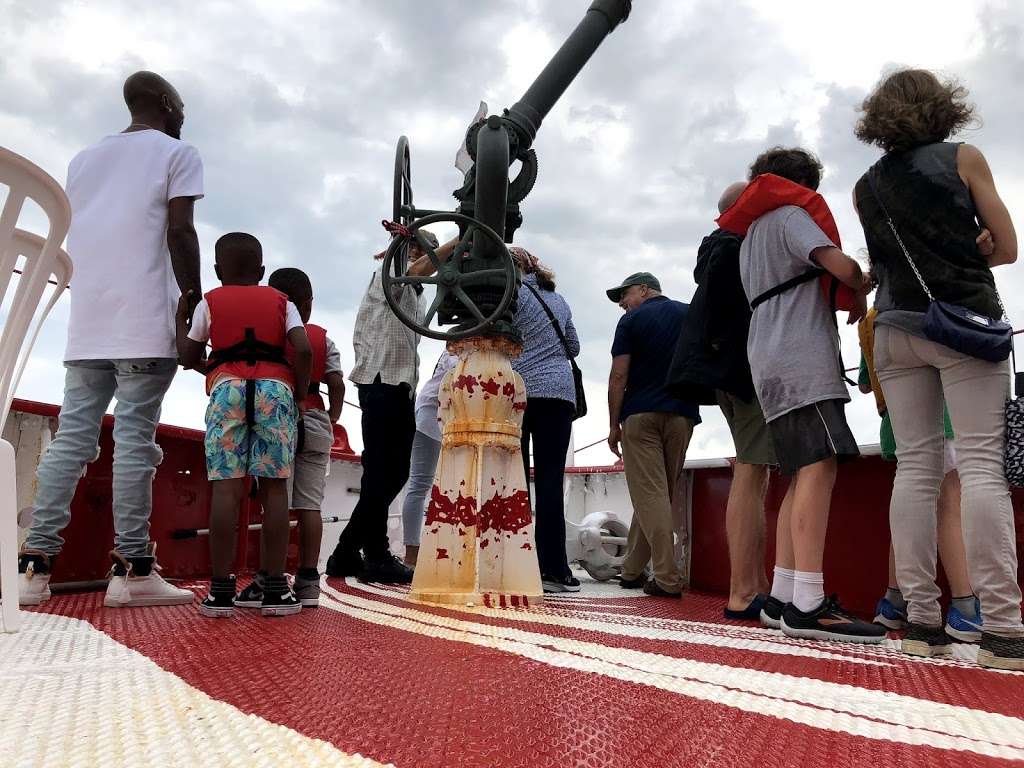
[380, 0, 632, 342]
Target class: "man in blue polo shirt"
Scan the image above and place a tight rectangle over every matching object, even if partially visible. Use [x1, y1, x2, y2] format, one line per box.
[607, 272, 700, 597]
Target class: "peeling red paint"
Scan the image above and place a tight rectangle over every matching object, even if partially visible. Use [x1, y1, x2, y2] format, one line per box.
[478, 490, 532, 534]
[453, 374, 479, 394]
[502, 382, 515, 397]
[481, 378, 500, 396]
[424, 486, 478, 529]
[436, 548, 449, 560]
[521, 542, 532, 550]
[512, 401, 527, 412]
[480, 539, 489, 549]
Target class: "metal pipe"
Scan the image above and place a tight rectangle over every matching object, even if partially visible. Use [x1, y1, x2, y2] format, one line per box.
[171, 515, 342, 540]
[505, 0, 632, 149]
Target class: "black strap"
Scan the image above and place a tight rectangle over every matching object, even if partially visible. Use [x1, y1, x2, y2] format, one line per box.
[1013, 333, 1023, 398]
[523, 281, 580, 372]
[749, 267, 858, 387]
[206, 328, 289, 373]
[749, 268, 825, 309]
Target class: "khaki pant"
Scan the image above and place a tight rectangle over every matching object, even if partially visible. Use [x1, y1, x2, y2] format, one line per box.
[875, 325, 1023, 635]
[620, 412, 694, 593]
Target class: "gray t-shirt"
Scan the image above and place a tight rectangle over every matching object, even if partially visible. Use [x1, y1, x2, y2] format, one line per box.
[739, 206, 850, 422]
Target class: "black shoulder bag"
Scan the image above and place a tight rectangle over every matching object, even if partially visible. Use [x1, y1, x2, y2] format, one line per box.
[864, 170, 1012, 363]
[523, 282, 587, 420]
[1005, 340, 1024, 487]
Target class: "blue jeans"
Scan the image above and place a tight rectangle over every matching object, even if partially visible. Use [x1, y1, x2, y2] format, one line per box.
[24, 359, 177, 558]
[401, 429, 441, 546]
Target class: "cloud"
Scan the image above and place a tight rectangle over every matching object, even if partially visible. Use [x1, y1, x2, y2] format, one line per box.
[3, 0, 1024, 464]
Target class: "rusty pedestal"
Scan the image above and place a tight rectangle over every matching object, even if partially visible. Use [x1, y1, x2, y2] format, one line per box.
[409, 337, 542, 607]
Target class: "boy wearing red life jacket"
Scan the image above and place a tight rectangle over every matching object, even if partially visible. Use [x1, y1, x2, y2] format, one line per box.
[732, 147, 883, 644]
[233, 268, 345, 610]
[175, 232, 312, 618]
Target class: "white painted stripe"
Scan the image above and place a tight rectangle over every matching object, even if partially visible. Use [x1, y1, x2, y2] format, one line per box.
[0, 611, 391, 768]
[351, 580, 989, 671]
[346, 580, 889, 666]
[320, 582, 1024, 760]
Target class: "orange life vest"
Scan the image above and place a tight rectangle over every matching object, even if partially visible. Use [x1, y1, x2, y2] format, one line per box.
[290, 322, 328, 411]
[204, 285, 294, 395]
[716, 173, 856, 312]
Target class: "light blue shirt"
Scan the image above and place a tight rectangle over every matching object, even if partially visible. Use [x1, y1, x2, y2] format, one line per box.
[512, 274, 580, 404]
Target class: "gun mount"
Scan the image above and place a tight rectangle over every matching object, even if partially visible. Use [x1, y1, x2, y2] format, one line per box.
[382, 0, 631, 341]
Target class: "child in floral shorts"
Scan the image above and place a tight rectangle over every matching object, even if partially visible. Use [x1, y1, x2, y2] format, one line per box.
[235, 267, 345, 610]
[176, 232, 312, 618]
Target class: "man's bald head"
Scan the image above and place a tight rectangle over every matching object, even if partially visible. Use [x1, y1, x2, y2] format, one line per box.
[122, 71, 185, 139]
[717, 181, 748, 214]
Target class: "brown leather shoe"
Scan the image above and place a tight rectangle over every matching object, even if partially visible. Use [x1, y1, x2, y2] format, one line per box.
[618, 573, 647, 589]
[642, 578, 682, 598]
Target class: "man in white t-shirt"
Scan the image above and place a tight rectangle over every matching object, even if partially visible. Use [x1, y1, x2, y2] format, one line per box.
[18, 71, 204, 609]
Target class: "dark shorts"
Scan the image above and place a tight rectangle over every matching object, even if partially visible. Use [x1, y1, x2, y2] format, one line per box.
[716, 390, 777, 466]
[767, 399, 859, 476]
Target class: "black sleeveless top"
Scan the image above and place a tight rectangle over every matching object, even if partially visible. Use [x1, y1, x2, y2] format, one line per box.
[854, 142, 1000, 319]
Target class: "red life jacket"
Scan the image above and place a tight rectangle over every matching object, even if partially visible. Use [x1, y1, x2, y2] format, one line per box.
[204, 285, 294, 395]
[716, 173, 856, 312]
[290, 322, 328, 411]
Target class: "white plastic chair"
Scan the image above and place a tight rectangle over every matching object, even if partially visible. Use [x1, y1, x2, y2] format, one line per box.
[0, 147, 72, 632]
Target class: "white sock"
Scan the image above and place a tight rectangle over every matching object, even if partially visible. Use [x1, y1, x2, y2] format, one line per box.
[793, 570, 825, 613]
[770, 566, 795, 603]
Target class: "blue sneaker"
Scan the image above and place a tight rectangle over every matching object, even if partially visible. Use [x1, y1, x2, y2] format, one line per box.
[946, 598, 983, 644]
[873, 596, 907, 630]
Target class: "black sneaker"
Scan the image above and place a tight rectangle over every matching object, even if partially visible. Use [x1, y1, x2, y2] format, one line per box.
[325, 548, 364, 578]
[618, 574, 647, 589]
[359, 553, 414, 584]
[199, 576, 237, 618]
[760, 595, 784, 629]
[261, 576, 302, 617]
[901, 623, 953, 658]
[235, 571, 266, 609]
[542, 574, 582, 593]
[978, 632, 1024, 671]
[781, 595, 887, 644]
[642, 578, 682, 598]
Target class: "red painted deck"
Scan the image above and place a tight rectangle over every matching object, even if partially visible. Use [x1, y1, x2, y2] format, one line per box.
[8, 577, 1023, 767]
[6, 398, 1024, 766]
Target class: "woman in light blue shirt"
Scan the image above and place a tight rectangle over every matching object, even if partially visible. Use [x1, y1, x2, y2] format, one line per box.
[511, 247, 581, 593]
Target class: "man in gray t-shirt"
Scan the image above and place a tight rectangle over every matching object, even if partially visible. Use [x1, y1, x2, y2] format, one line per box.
[736, 146, 879, 646]
[740, 205, 849, 422]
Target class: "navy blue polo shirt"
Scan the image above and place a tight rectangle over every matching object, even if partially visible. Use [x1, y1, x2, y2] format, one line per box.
[611, 295, 700, 423]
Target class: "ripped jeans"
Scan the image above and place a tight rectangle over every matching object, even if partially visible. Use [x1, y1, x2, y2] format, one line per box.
[24, 358, 177, 558]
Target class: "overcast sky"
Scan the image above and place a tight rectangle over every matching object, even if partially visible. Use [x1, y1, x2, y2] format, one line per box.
[3, 0, 1023, 464]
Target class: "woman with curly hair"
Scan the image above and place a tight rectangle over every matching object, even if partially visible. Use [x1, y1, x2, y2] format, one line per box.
[853, 68, 1022, 668]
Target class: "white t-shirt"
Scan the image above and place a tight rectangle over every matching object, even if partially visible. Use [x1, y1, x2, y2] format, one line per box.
[64, 129, 204, 361]
[415, 352, 458, 441]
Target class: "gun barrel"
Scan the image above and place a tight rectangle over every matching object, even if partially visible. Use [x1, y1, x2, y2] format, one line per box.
[505, 0, 631, 149]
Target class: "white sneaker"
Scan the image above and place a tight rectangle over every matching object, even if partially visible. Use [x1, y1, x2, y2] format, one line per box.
[104, 546, 193, 608]
[18, 554, 52, 606]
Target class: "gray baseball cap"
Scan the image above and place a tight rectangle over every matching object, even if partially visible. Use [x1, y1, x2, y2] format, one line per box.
[606, 272, 661, 302]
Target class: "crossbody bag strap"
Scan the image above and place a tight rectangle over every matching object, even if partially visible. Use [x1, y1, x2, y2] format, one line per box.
[524, 280, 577, 365]
[864, 169, 935, 303]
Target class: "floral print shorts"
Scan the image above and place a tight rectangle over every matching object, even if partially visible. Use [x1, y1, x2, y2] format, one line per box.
[205, 379, 296, 481]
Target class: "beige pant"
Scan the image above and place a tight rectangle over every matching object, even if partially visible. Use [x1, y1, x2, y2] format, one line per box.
[875, 325, 1023, 635]
[620, 412, 694, 593]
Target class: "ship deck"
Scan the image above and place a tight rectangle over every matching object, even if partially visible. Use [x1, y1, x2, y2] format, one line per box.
[5, 573, 1022, 768]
